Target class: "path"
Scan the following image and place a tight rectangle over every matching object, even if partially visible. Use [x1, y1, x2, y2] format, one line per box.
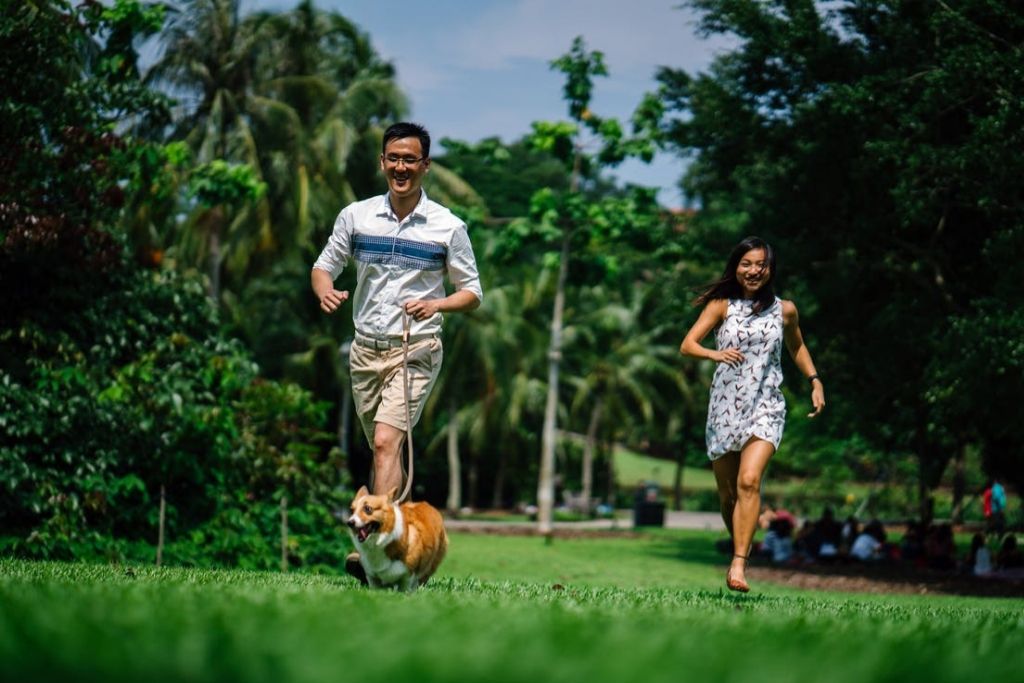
[444, 510, 726, 533]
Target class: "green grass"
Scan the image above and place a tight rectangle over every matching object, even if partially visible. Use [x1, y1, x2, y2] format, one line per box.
[2, 530, 1022, 683]
[613, 448, 717, 491]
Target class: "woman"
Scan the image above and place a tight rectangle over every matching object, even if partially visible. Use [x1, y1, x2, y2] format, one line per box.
[680, 236, 825, 592]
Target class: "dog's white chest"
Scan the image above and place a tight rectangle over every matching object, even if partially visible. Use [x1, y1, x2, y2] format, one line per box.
[360, 546, 409, 585]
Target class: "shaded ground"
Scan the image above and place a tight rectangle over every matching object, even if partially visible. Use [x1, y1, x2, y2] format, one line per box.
[747, 562, 1024, 598]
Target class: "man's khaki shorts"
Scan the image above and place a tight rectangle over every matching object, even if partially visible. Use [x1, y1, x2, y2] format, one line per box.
[349, 334, 443, 446]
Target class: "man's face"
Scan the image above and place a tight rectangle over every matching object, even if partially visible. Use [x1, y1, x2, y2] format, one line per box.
[380, 136, 429, 202]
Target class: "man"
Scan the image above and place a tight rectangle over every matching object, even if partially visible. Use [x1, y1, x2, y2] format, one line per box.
[311, 122, 482, 581]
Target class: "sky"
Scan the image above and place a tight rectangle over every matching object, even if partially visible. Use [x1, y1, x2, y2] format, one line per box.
[238, 0, 735, 208]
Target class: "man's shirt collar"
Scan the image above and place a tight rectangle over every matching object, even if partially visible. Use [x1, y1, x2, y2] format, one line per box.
[378, 190, 429, 220]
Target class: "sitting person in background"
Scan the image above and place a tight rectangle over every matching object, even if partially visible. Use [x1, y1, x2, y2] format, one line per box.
[758, 503, 776, 528]
[900, 520, 926, 567]
[923, 523, 956, 571]
[996, 534, 1023, 570]
[850, 519, 887, 562]
[840, 515, 860, 557]
[815, 507, 842, 562]
[793, 519, 818, 563]
[965, 533, 993, 577]
[761, 516, 795, 565]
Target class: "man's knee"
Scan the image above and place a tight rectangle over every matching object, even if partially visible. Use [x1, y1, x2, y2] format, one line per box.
[372, 424, 404, 456]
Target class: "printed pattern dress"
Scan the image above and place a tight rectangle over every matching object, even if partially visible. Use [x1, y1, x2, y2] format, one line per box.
[706, 297, 786, 460]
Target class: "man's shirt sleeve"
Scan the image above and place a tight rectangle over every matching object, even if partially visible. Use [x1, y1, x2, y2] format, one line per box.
[447, 223, 483, 302]
[312, 207, 354, 279]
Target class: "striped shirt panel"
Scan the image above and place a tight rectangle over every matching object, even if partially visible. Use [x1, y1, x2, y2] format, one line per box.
[352, 234, 447, 271]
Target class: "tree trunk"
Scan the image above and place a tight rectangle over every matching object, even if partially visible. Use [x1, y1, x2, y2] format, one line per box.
[951, 444, 966, 525]
[207, 216, 222, 303]
[491, 448, 507, 509]
[537, 233, 571, 537]
[280, 496, 289, 573]
[582, 399, 603, 515]
[672, 447, 685, 512]
[446, 398, 461, 513]
[918, 455, 934, 525]
[468, 451, 479, 510]
[604, 438, 616, 506]
[155, 484, 166, 567]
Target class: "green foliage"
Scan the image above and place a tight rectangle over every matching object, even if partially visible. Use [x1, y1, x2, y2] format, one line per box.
[0, 268, 345, 566]
[550, 36, 608, 121]
[436, 136, 571, 217]
[658, 0, 1024, 501]
[0, 0, 346, 569]
[188, 160, 267, 208]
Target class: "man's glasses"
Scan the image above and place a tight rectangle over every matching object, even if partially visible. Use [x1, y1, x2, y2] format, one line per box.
[383, 154, 425, 167]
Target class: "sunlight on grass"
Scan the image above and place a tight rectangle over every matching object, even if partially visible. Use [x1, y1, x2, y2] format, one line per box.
[1, 532, 1021, 683]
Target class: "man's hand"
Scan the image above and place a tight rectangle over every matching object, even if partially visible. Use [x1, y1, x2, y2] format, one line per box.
[319, 289, 349, 314]
[404, 299, 440, 321]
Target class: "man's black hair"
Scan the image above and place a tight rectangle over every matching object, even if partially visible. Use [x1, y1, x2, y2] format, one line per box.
[382, 122, 430, 158]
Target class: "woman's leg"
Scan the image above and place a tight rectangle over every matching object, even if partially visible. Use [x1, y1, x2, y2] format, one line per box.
[727, 438, 776, 590]
[711, 452, 741, 536]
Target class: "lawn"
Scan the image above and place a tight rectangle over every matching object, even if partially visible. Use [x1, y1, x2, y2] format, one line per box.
[1, 530, 1021, 683]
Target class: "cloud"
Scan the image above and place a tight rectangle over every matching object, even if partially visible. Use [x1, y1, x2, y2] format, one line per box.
[450, 0, 723, 75]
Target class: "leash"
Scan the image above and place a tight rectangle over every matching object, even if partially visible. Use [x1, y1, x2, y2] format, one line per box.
[395, 310, 415, 505]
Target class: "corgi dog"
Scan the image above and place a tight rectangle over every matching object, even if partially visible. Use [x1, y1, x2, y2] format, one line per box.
[346, 485, 448, 591]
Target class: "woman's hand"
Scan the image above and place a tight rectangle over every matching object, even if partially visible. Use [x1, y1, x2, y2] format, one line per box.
[713, 348, 744, 367]
[808, 382, 825, 418]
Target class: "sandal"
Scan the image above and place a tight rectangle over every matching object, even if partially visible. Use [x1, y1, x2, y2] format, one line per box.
[726, 553, 750, 593]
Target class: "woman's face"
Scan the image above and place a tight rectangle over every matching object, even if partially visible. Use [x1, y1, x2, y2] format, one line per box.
[735, 247, 770, 297]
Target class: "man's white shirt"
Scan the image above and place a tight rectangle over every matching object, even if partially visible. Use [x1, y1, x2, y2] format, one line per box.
[313, 190, 482, 337]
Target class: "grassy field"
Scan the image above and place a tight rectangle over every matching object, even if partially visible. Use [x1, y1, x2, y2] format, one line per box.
[1, 530, 1021, 683]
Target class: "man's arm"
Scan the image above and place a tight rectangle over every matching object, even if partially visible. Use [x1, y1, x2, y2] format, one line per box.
[311, 267, 349, 314]
[311, 206, 354, 314]
[404, 289, 479, 321]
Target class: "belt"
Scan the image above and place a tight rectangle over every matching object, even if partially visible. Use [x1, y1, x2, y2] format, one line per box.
[353, 331, 438, 351]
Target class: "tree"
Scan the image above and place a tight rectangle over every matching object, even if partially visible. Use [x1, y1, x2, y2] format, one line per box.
[566, 283, 693, 509]
[496, 37, 664, 534]
[435, 136, 572, 218]
[657, 0, 1024, 512]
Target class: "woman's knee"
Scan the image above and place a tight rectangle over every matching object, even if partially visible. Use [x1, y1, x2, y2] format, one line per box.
[737, 472, 761, 497]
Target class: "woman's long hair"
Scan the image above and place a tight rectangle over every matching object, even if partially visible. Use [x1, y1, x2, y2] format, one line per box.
[694, 236, 777, 314]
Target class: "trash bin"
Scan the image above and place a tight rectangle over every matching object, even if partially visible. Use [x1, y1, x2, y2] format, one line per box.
[633, 500, 665, 527]
[633, 481, 665, 527]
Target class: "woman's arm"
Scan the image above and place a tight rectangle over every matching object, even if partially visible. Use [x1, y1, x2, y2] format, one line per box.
[680, 299, 743, 366]
[782, 300, 825, 417]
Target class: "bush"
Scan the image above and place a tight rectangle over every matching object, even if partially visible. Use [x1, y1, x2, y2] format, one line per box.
[0, 267, 348, 569]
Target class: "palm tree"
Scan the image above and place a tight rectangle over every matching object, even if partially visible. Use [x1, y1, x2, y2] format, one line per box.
[147, 0, 268, 299]
[423, 236, 548, 509]
[565, 283, 696, 509]
[149, 0, 414, 301]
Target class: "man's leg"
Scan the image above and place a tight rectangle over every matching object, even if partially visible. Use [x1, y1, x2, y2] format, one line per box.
[372, 422, 405, 495]
[345, 341, 386, 586]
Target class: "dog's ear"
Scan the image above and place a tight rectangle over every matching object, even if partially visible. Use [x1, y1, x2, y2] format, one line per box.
[386, 486, 398, 502]
[355, 485, 369, 500]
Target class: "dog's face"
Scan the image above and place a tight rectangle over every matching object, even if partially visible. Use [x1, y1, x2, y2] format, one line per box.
[347, 485, 397, 543]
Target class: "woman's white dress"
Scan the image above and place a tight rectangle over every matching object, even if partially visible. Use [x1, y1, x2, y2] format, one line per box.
[705, 297, 786, 460]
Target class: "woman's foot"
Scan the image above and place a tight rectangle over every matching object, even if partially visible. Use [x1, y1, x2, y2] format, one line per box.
[726, 554, 749, 593]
